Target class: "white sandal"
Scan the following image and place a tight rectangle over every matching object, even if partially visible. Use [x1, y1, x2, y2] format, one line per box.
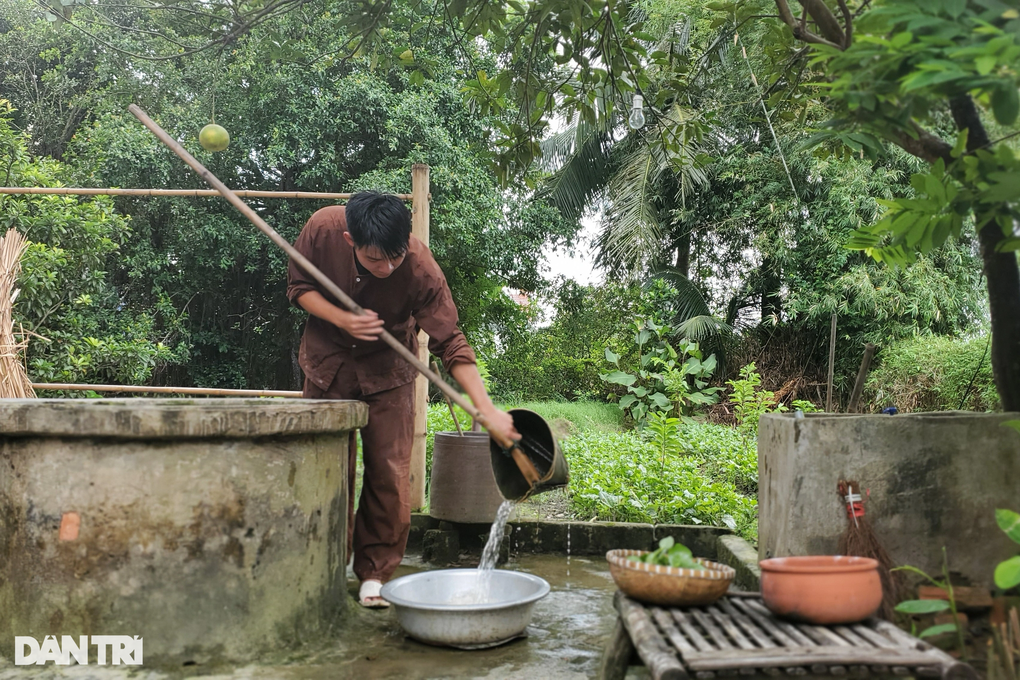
[359, 579, 390, 608]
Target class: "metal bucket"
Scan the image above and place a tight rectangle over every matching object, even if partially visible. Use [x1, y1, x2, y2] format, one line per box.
[489, 408, 569, 502]
[429, 431, 505, 523]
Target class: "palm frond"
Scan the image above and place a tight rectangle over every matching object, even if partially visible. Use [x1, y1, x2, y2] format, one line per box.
[596, 140, 667, 270]
[649, 267, 712, 322]
[654, 17, 692, 57]
[595, 103, 710, 273]
[538, 116, 614, 222]
[658, 103, 710, 207]
[678, 315, 734, 343]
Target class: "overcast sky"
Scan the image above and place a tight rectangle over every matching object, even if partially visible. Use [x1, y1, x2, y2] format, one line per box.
[540, 214, 603, 286]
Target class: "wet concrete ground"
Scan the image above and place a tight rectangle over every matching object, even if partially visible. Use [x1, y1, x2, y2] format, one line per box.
[1, 554, 651, 679]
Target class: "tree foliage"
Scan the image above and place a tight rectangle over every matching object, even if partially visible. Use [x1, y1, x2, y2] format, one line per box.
[1, 0, 577, 389]
[0, 101, 189, 386]
[4, 0, 1013, 406]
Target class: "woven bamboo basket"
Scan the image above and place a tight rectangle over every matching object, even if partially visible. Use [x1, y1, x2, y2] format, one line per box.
[606, 549, 735, 606]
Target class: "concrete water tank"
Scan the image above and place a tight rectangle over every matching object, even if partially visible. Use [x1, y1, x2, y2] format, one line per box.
[758, 411, 1020, 588]
[0, 398, 367, 665]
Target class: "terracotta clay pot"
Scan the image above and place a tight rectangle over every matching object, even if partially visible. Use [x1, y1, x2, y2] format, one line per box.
[759, 556, 882, 625]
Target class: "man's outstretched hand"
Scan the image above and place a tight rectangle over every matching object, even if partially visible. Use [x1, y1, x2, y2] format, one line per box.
[478, 404, 520, 447]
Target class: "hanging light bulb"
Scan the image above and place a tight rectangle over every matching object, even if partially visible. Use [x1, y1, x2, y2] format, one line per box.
[628, 94, 646, 130]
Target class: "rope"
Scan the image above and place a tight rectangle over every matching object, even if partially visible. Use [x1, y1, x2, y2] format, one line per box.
[734, 31, 800, 203]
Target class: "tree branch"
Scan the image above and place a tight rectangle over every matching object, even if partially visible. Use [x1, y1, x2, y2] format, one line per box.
[775, 0, 797, 27]
[773, 0, 845, 50]
[836, 0, 853, 48]
[949, 94, 991, 151]
[799, 0, 847, 47]
[890, 122, 954, 165]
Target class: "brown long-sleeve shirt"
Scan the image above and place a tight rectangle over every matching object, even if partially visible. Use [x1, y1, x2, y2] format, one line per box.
[287, 205, 476, 395]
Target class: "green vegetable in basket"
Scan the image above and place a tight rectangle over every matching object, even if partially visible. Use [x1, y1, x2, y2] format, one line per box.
[627, 537, 706, 570]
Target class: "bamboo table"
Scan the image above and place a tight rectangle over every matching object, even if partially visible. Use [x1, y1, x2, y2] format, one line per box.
[599, 592, 978, 680]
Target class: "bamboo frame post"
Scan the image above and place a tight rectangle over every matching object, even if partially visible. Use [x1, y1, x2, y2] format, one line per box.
[826, 312, 837, 412]
[410, 163, 430, 510]
[0, 187, 412, 200]
[847, 343, 877, 413]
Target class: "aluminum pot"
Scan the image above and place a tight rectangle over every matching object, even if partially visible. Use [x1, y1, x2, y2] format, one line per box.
[380, 569, 550, 649]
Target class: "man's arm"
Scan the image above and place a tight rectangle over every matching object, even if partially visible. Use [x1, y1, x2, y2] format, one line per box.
[295, 291, 384, 341]
[449, 362, 519, 444]
[299, 291, 516, 440]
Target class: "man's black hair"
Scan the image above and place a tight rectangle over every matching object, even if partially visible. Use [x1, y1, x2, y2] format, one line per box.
[345, 190, 412, 259]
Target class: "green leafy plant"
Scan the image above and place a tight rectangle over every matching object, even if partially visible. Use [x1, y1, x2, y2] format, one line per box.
[995, 509, 1020, 591]
[727, 363, 787, 433]
[644, 411, 682, 474]
[662, 340, 723, 415]
[996, 422, 1020, 591]
[792, 399, 819, 413]
[565, 429, 756, 541]
[627, 536, 706, 570]
[893, 550, 967, 658]
[602, 318, 720, 425]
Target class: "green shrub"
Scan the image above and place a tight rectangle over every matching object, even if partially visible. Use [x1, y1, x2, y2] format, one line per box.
[485, 280, 644, 401]
[602, 318, 721, 425]
[1, 103, 189, 388]
[865, 336, 999, 412]
[564, 429, 758, 543]
[680, 421, 757, 496]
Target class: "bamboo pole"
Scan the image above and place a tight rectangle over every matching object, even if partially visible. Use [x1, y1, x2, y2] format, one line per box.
[826, 312, 837, 412]
[432, 361, 463, 436]
[125, 104, 541, 490]
[410, 163, 430, 510]
[0, 187, 412, 200]
[32, 383, 302, 398]
[847, 343, 877, 413]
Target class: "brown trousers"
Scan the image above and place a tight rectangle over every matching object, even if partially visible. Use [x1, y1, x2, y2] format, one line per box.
[304, 364, 415, 583]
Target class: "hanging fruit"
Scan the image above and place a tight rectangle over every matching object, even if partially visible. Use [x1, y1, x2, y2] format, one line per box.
[199, 124, 230, 152]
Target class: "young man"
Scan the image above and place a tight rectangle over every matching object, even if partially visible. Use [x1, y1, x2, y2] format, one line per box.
[287, 190, 517, 607]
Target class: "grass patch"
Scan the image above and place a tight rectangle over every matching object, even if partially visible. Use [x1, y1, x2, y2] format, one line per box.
[680, 421, 757, 496]
[865, 335, 998, 412]
[500, 400, 624, 433]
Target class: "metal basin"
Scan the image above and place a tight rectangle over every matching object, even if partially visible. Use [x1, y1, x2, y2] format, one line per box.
[380, 569, 550, 649]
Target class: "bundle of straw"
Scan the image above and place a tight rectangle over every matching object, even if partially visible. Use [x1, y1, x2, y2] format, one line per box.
[0, 228, 34, 399]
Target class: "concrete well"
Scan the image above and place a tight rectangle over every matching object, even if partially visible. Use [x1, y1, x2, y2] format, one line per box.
[759, 411, 1020, 587]
[0, 398, 367, 666]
